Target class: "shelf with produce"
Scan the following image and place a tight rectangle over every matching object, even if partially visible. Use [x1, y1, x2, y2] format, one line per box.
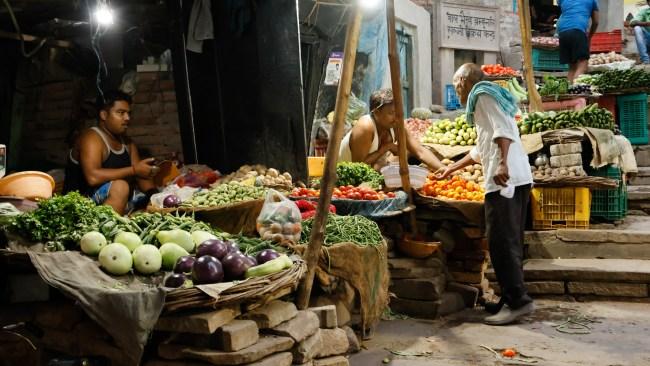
[518, 104, 615, 135]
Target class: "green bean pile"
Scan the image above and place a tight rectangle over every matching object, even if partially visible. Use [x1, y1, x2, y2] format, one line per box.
[180, 182, 267, 208]
[117, 212, 218, 245]
[299, 214, 383, 247]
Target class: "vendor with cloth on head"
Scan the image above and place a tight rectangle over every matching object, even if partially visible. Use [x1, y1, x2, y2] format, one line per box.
[437, 63, 534, 326]
[338, 88, 444, 171]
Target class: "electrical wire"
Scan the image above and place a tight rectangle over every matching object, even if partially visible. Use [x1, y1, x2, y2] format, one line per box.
[2, 0, 48, 58]
[85, 0, 110, 103]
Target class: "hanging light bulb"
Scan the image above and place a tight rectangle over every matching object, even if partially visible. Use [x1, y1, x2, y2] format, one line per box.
[95, 4, 114, 26]
[359, 0, 382, 10]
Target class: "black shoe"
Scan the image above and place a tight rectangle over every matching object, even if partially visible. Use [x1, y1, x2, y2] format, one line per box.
[484, 298, 505, 315]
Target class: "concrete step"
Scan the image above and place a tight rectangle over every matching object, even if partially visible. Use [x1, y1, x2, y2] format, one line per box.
[634, 146, 650, 168]
[629, 167, 650, 186]
[486, 259, 650, 298]
[525, 228, 650, 260]
[627, 185, 650, 200]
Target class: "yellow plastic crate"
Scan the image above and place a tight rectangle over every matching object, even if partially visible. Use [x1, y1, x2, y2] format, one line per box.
[531, 187, 590, 230]
[307, 157, 325, 177]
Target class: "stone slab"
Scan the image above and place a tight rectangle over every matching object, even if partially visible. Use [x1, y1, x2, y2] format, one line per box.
[527, 241, 650, 260]
[244, 352, 292, 366]
[390, 267, 441, 279]
[446, 282, 480, 307]
[315, 328, 350, 358]
[567, 282, 648, 297]
[155, 306, 241, 334]
[217, 320, 259, 352]
[292, 329, 322, 364]
[627, 185, 650, 201]
[243, 300, 298, 329]
[313, 356, 350, 366]
[308, 305, 338, 328]
[390, 277, 446, 301]
[158, 335, 294, 365]
[269, 310, 320, 343]
[437, 292, 466, 316]
[556, 229, 650, 244]
[493, 281, 566, 295]
[450, 271, 484, 284]
[487, 259, 650, 283]
[389, 297, 440, 319]
[341, 326, 360, 353]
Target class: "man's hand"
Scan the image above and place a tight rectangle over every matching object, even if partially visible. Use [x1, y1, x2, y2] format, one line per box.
[493, 161, 510, 187]
[435, 166, 457, 180]
[384, 142, 400, 155]
[134, 158, 158, 179]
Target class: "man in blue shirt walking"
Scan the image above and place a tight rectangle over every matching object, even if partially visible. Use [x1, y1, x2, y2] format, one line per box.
[557, 0, 600, 83]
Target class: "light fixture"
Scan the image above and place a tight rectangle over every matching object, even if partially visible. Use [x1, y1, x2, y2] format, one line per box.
[95, 4, 114, 26]
[359, 0, 381, 10]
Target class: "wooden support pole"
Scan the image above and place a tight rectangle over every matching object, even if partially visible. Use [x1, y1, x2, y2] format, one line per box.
[0, 30, 73, 48]
[296, 7, 363, 310]
[517, 0, 543, 112]
[386, 0, 417, 234]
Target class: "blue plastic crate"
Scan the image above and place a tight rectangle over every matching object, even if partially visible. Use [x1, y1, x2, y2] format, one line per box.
[617, 93, 648, 145]
[445, 84, 461, 111]
[532, 48, 568, 71]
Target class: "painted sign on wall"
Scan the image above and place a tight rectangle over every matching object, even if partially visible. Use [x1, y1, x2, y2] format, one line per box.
[440, 3, 500, 51]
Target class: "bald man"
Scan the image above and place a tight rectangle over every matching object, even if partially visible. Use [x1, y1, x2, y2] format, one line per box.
[438, 63, 534, 325]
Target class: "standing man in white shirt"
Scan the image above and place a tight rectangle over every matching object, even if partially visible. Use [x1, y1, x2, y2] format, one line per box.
[437, 63, 535, 325]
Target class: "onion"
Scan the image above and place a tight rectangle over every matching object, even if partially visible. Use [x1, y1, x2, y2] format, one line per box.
[163, 195, 181, 208]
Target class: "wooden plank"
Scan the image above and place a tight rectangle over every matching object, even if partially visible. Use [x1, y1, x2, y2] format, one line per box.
[0, 30, 72, 48]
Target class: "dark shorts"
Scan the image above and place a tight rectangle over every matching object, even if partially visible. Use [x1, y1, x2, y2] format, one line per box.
[559, 29, 590, 64]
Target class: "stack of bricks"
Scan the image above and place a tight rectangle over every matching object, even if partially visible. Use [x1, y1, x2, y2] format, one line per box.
[387, 254, 449, 319]
[148, 301, 359, 366]
[449, 227, 496, 303]
[129, 71, 183, 158]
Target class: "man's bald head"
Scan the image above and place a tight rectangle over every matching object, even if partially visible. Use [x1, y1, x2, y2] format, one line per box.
[453, 63, 484, 105]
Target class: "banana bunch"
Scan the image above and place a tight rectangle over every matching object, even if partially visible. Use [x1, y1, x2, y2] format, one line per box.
[506, 78, 527, 103]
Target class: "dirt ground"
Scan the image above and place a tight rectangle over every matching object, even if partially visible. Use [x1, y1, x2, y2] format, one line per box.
[349, 299, 650, 366]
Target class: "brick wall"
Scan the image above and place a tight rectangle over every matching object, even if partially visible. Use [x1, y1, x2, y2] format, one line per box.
[128, 71, 183, 159]
[18, 70, 182, 168]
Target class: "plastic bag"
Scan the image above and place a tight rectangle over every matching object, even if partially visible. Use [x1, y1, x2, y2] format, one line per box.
[257, 189, 302, 243]
[150, 184, 199, 208]
[173, 164, 221, 188]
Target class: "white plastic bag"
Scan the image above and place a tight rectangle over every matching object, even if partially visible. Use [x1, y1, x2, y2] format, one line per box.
[256, 189, 302, 243]
[150, 184, 199, 208]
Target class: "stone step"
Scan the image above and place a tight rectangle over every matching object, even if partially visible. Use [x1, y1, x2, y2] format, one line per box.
[634, 146, 650, 168]
[627, 185, 650, 200]
[487, 258, 650, 283]
[525, 228, 650, 260]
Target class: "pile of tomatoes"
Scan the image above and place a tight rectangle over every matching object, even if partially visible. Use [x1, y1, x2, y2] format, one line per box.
[481, 64, 519, 77]
[290, 186, 396, 201]
[420, 175, 484, 202]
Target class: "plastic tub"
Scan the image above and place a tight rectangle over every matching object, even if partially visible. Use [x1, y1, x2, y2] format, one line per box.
[381, 164, 428, 189]
[0, 171, 55, 200]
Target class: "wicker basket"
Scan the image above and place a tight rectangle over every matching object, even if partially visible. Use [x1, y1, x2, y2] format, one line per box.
[147, 199, 265, 235]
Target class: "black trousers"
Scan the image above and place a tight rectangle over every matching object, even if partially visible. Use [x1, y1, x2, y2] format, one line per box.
[484, 184, 533, 309]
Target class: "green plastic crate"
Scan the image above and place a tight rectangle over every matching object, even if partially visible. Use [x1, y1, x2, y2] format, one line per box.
[532, 48, 568, 71]
[617, 93, 648, 145]
[587, 165, 627, 220]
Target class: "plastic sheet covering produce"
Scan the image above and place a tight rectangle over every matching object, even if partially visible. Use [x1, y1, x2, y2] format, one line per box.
[331, 190, 408, 219]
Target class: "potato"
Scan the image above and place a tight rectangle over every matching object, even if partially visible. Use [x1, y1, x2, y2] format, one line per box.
[267, 168, 279, 178]
[270, 222, 283, 234]
[282, 172, 292, 181]
[272, 233, 285, 243]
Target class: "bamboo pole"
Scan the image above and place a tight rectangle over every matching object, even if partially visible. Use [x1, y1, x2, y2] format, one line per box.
[386, 0, 417, 234]
[296, 7, 363, 310]
[518, 0, 543, 112]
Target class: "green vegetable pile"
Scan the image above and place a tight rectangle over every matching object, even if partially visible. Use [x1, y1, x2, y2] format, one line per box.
[228, 234, 288, 257]
[180, 182, 267, 208]
[586, 69, 650, 92]
[299, 214, 383, 247]
[518, 103, 614, 135]
[122, 212, 218, 245]
[336, 162, 384, 189]
[538, 75, 569, 98]
[10, 192, 127, 251]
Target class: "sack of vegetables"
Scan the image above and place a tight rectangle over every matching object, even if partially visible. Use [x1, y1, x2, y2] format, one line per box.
[257, 189, 302, 243]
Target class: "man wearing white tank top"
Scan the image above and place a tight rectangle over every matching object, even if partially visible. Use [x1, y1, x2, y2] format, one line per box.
[64, 91, 158, 214]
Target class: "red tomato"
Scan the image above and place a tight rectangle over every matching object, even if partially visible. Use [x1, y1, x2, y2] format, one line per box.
[349, 192, 362, 200]
[387, 192, 396, 198]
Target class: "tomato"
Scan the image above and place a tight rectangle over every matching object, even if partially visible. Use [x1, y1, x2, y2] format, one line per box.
[387, 192, 396, 198]
[502, 349, 516, 358]
[348, 192, 362, 200]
